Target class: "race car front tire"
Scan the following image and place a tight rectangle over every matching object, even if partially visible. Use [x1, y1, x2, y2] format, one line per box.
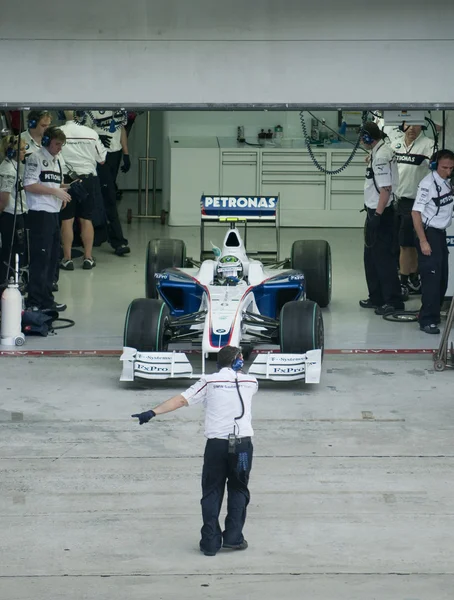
[279, 300, 324, 355]
[146, 238, 186, 299]
[291, 239, 331, 308]
[124, 298, 170, 352]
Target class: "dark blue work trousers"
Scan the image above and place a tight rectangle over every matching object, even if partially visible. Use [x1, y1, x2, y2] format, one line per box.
[416, 227, 449, 327]
[200, 437, 253, 554]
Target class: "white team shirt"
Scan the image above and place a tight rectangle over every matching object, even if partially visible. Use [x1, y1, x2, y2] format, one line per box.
[23, 148, 64, 213]
[392, 133, 434, 199]
[181, 367, 258, 439]
[364, 142, 399, 209]
[85, 110, 128, 153]
[60, 121, 107, 175]
[413, 171, 453, 230]
[21, 130, 41, 158]
[0, 159, 27, 214]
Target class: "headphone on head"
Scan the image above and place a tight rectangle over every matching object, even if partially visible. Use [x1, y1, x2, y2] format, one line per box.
[41, 126, 64, 148]
[361, 129, 375, 145]
[27, 110, 50, 130]
[429, 151, 439, 171]
[6, 135, 16, 159]
[231, 348, 244, 372]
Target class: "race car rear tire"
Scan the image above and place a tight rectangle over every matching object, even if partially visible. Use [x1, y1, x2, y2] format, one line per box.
[124, 298, 170, 352]
[291, 240, 331, 308]
[146, 239, 186, 299]
[279, 300, 324, 355]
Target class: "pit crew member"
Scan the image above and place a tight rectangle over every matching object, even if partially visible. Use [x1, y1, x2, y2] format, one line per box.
[60, 111, 107, 270]
[131, 346, 258, 557]
[84, 110, 130, 256]
[392, 126, 434, 296]
[23, 126, 71, 311]
[412, 149, 454, 334]
[0, 136, 27, 286]
[360, 121, 403, 315]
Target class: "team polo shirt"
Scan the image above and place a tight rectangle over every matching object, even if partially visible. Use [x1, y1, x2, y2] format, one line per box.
[364, 142, 399, 209]
[0, 159, 27, 214]
[86, 110, 128, 153]
[392, 134, 434, 199]
[182, 367, 258, 439]
[23, 148, 64, 213]
[21, 130, 41, 159]
[60, 121, 107, 176]
[413, 171, 453, 230]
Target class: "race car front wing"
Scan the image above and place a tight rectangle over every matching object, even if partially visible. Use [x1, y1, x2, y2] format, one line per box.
[120, 348, 322, 384]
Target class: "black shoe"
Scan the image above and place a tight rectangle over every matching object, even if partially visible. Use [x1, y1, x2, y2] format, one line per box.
[52, 282, 59, 292]
[223, 540, 248, 551]
[44, 301, 67, 312]
[420, 324, 440, 334]
[400, 284, 409, 301]
[60, 259, 74, 271]
[83, 257, 96, 270]
[359, 299, 380, 309]
[199, 543, 217, 557]
[375, 303, 403, 316]
[408, 276, 421, 295]
[114, 245, 130, 256]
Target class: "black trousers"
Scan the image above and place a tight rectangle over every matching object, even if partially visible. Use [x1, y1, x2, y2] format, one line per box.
[364, 206, 403, 307]
[200, 437, 253, 554]
[27, 210, 60, 309]
[0, 212, 28, 285]
[416, 227, 449, 327]
[96, 160, 128, 250]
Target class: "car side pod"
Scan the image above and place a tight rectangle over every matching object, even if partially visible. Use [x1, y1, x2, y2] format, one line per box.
[120, 348, 193, 382]
[247, 350, 322, 384]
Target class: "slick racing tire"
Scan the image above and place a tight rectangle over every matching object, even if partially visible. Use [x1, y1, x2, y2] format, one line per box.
[279, 300, 324, 356]
[124, 298, 170, 352]
[291, 240, 331, 308]
[146, 239, 186, 299]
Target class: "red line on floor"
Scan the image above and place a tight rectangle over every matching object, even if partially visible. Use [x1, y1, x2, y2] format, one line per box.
[0, 348, 438, 357]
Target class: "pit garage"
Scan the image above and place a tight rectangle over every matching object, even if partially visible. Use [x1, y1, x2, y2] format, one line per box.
[1, 2, 454, 599]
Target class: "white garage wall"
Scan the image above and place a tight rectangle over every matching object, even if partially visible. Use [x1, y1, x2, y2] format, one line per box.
[1, 0, 453, 107]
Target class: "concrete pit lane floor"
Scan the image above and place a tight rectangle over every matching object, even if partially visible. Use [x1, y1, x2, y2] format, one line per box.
[0, 354, 453, 599]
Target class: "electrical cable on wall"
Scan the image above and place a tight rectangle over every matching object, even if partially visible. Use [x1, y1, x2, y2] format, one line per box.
[299, 110, 368, 175]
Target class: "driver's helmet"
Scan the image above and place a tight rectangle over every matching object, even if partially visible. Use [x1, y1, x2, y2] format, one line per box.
[217, 255, 244, 282]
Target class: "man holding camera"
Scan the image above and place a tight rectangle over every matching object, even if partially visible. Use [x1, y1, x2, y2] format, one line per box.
[60, 111, 107, 270]
[131, 346, 258, 557]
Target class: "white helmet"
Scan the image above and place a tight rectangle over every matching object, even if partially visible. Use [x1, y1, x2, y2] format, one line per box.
[217, 255, 243, 282]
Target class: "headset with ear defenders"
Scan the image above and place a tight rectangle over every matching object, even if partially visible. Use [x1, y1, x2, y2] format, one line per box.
[41, 133, 51, 147]
[231, 348, 244, 372]
[27, 110, 50, 130]
[6, 136, 16, 159]
[429, 150, 440, 171]
[361, 130, 375, 145]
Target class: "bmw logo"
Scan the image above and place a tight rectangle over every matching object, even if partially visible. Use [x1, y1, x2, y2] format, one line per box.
[395, 143, 401, 149]
[216, 329, 226, 333]
[42, 160, 48, 167]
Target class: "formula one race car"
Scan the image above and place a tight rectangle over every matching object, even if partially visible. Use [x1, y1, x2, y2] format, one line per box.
[121, 195, 331, 384]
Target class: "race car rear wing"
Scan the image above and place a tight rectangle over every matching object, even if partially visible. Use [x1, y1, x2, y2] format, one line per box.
[120, 348, 322, 384]
[200, 195, 280, 264]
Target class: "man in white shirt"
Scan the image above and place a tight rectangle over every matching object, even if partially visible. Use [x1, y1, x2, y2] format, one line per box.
[23, 126, 71, 311]
[412, 149, 454, 334]
[392, 126, 434, 295]
[22, 110, 52, 159]
[83, 110, 130, 256]
[0, 136, 27, 286]
[359, 122, 403, 315]
[60, 111, 107, 270]
[131, 346, 258, 557]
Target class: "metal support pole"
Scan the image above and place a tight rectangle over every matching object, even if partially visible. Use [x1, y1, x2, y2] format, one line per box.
[129, 111, 164, 223]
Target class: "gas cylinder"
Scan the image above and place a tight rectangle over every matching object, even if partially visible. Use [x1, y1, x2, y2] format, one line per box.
[1, 255, 25, 346]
